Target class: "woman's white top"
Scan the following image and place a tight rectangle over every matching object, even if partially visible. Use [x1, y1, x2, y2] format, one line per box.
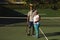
[33, 15, 39, 24]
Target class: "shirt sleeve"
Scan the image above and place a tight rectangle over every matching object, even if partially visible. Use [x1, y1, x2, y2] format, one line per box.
[36, 15, 39, 21]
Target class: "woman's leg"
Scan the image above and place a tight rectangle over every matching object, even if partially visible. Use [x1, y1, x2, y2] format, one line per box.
[34, 23, 39, 38]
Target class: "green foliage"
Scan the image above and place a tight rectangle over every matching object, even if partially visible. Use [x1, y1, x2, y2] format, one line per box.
[1, 0, 60, 9]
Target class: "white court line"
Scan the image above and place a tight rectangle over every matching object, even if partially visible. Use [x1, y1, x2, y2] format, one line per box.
[0, 17, 60, 19]
[39, 28, 48, 40]
[41, 17, 60, 19]
[0, 17, 26, 18]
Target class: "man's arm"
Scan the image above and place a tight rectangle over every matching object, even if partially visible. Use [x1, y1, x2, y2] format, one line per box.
[27, 12, 30, 23]
[26, 13, 30, 34]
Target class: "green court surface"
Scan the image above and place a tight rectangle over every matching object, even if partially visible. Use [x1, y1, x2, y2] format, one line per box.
[0, 18, 60, 40]
[14, 9, 60, 17]
[0, 25, 60, 40]
[0, 3, 60, 40]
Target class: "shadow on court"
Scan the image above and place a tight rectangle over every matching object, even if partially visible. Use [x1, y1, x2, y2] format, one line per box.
[40, 32, 60, 38]
[0, 18, 27, 27]
[0, 0, 6, 2]
[0, 6, 27, 17]
[45, 32, 60, 37]
[49, 39, 59, 40]
[0, 5, 27, 27]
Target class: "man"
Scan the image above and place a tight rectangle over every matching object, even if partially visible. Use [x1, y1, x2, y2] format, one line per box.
[27, 3, 35, 36]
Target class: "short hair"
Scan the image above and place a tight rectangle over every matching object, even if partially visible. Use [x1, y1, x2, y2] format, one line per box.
[29, 3, 33, 7]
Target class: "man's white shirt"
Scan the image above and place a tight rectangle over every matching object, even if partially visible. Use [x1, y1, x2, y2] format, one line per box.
[28, 10, 33, 22]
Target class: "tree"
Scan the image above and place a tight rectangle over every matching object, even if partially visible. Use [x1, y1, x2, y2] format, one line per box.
[52, 0, 58, 10]
[26, 0, 40, 8]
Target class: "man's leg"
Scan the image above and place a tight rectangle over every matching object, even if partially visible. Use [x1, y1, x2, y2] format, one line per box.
[30, 22, 35, 35]
[27, 22, 34, 36]
[27, 22, 31, 36]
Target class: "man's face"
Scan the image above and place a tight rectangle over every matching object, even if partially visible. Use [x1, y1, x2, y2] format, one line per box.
[30, 7, 32, 10]
[29, 4, 33, 10]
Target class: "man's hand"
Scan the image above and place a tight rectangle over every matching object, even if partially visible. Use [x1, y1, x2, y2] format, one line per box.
[34, 21, 39, 23]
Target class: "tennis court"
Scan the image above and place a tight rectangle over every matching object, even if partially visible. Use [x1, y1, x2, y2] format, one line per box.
[0, 17, 60, 40]
[0, 0, 60, 40]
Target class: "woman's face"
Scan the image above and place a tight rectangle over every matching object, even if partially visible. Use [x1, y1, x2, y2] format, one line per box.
[34, 10, 38, 15]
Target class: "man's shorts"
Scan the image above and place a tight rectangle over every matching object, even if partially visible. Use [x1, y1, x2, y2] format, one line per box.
[29, 21, 33, 28]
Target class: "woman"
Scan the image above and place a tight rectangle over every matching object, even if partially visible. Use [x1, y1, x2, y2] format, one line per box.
[33, 10, 40, 38]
